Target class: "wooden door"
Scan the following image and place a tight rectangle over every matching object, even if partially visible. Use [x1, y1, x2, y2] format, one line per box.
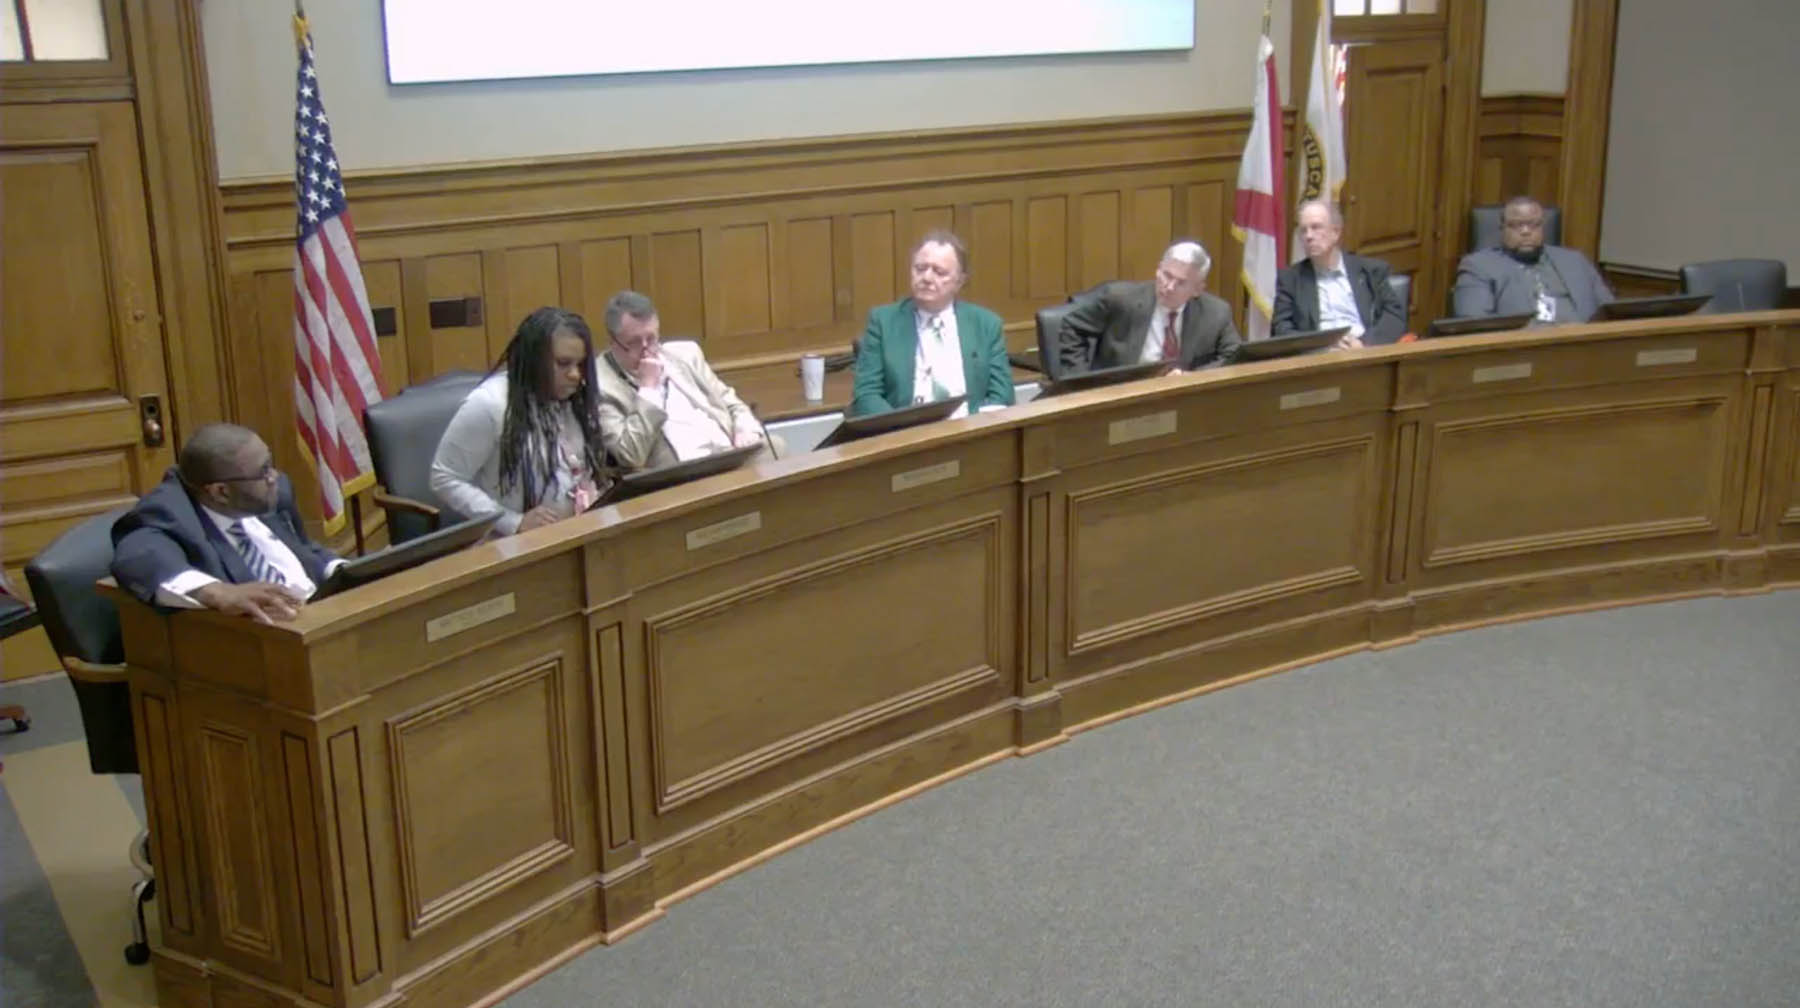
[1, 101, 174, 679]
[1342, 38, 1447, 321]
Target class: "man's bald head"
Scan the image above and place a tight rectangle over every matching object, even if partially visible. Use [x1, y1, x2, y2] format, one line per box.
[178, 423, 263, 484]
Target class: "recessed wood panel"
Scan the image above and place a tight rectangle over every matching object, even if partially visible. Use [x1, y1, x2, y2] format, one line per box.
[1026, 196, 1068, 298]
[716, 223, 772, 339]
[648, 231, 704, 341]
[911, 205, 953, 245]
[198, 724, 280, 959]
[500, 244, 562, 338]
[965, 200, 1012, 305]
[577, 237, 634, 322]
[1126, 186, 1174, 282]
[850, 212, 896, 317]
[388, 658, 573, 935]
[1067, 438, 1372, 648]
[647, 515, 1003, 809]
[1182, 180, 1227, 283]
[424, 252, 488, 375]
[361, 258, 406, 392]
[1422, 398, 1730, 567]
[1077, 191, 1121, 289]
[785, 217, 835, 329]
[1, 148, 116, 400]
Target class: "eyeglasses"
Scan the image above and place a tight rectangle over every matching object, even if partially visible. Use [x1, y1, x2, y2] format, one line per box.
[216, 460, 276, 484]
[1503, 218, 1545, 232]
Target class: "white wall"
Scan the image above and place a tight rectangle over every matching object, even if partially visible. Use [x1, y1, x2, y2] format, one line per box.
[1601, 0, 1799, 272]
[204, 1, 1287, 181]
[1480, 0, 1570, 96]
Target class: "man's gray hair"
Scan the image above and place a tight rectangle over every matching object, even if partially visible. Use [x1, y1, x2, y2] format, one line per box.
[1296, 198, 1344, 230]
[601, 290, 657, 338]
[1162, 239, 1211, 277]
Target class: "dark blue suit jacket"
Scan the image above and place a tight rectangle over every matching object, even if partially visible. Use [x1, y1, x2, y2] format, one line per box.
[111, 468, 338, 605]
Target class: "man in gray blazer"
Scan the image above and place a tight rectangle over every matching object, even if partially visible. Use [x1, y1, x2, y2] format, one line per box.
[1055, 239, 1242, 375]
[1452, 195, 1613, 324]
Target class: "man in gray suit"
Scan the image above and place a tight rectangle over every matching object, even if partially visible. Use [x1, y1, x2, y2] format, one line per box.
[1452, 195, 1613, 324]
[1055, 239, 1242, 376]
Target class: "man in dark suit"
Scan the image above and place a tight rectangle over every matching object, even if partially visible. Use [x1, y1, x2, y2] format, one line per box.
[1274, 199, 1406, 347]
[1452, 194, 1613, 323]
[1055, 239, 1241, 376]
[112, 423, 341, 624]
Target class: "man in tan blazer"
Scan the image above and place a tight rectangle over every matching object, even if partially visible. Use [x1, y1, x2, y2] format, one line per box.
[594, 290, 780, 470]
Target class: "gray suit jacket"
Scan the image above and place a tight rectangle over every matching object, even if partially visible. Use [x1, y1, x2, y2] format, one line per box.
[1452, 246, 1614, 322]
[1055, 282, 1241, 375]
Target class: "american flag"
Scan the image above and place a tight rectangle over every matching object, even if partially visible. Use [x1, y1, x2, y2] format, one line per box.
[292, 18, 382, 534]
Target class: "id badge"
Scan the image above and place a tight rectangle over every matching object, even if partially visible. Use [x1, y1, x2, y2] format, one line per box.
[1535, 289, 1556, 323]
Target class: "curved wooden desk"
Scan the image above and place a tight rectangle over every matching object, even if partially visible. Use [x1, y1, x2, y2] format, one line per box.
[120, 312, 1800, 1008]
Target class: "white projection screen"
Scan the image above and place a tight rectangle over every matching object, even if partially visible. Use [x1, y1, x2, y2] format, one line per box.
[381, 0, 1196, 84]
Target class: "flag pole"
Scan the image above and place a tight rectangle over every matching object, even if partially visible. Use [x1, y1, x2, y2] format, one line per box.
[1262, 0, 1272, 36]
[293, 0, 308, 45]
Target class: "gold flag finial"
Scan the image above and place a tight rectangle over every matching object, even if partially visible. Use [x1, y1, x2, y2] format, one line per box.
[292, 1, 308, 47]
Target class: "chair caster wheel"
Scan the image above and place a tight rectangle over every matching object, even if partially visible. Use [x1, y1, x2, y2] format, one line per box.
[124, 942, 151, 965]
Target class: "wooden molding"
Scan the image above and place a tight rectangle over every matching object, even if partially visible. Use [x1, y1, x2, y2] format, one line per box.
[1559, 0, 1621, 256]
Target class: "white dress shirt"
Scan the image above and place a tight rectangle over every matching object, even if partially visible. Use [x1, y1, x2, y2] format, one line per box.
[1140, 303, 1185, 364]
[1314, 258, 1366, 340]
[157, 507, 325, 607]
[642, 377, 737, 462]
[913, 306, 969, 418]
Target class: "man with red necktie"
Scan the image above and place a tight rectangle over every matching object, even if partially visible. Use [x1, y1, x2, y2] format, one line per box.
[1054, 239, 1243, 376]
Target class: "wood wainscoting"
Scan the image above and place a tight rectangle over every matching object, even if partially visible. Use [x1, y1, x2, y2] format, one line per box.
[1475, 94, 1565, 208]
[219, 112, 1290, 525]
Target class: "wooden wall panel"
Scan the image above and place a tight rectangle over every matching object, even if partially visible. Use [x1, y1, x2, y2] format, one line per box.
[1476, 95, 1566, 209]
[216, 114, 1273, 520]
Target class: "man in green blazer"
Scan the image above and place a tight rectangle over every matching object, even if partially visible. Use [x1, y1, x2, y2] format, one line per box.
[849, 230, 1015, 418]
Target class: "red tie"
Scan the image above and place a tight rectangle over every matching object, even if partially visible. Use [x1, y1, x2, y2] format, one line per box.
[1161, 309, 1180, 362]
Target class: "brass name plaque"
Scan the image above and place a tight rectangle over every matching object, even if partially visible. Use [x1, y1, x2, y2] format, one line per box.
[1636, 347, 1697, 367]
[892, 459, 960, 492]
[1472, 362, 1533, 383]
[1107, 410, 1177, 445]
[425, 593, 516, 643]
[1279, 386, 1341, 410]
[686, 511, 762, 551]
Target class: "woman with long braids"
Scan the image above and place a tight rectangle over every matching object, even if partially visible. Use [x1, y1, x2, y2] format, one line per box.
[431, 307, 613, 535]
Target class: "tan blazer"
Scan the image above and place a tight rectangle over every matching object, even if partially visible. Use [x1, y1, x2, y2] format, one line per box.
[594, 341, 775, 469]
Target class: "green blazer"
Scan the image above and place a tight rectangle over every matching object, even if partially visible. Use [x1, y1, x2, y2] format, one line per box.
[849, 298, 1015, 417]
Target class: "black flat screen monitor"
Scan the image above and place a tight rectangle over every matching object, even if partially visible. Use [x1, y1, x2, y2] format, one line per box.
[598, 442, 764, 504]
[1234, 326, 1351, 362]
[1592, 294, 1712, 322]
[1423, 312, 1535, 340]
[815, 396, 965, 449]
[315, 512, 500, 600]
[1037, 359, 1174, 399]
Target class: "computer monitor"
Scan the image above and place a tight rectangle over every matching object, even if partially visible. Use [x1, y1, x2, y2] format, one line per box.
[1591, 294, 1712, 322]
[815, 396, 965, 449]
[1234, 326, 1351, 362]
[597, 442, 764, 505]
[1036, 359, 1174, 399]
[1423, 312, 1535, 340]
[314, 512, 500, 600]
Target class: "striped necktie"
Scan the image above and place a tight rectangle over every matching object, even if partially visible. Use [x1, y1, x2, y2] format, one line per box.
[228, 521, 289, 587]
[927, 317, 951, 401]
[1162, 309, 1180, 362]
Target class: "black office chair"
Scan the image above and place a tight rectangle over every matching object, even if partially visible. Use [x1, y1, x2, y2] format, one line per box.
[1468, 204, 1562, 252]
[23, 506, 155, 966]
[1678, 258, 1787, 314]
[1384, 273, 1412, 341]
[356, 369, 485, 551]
[1034, 284, 1109, 381]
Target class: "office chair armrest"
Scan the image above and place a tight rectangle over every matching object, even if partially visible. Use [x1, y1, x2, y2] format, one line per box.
[372, 490, 441, 520]
[63, 656, 129, 684]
